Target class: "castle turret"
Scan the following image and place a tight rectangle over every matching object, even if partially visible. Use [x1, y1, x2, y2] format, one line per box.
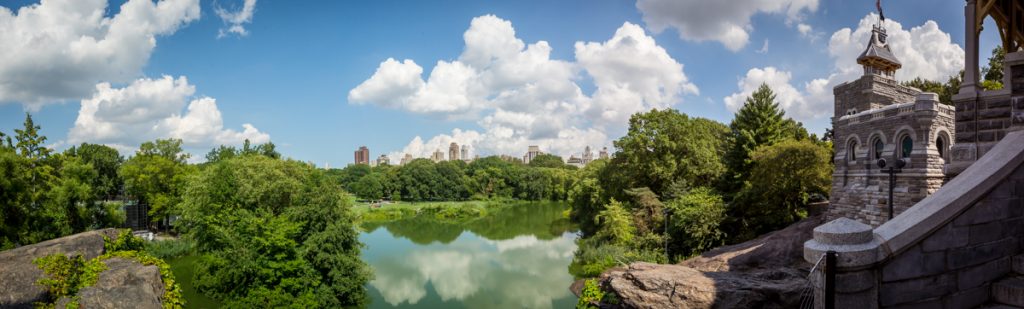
[857, 25, 901, 77]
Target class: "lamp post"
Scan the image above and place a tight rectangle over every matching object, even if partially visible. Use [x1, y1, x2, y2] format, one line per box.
[877, 158, 906, 220]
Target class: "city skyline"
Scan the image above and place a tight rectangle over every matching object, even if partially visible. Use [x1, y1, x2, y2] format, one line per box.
[0, 0, 989, 168]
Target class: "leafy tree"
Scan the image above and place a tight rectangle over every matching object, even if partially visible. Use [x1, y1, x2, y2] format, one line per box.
[612, 109, 729, 196]
[528, 154, 565, 168]
[0, 147, 32, 248]
[15, 113, 51, 160]
[64, 143, 123, 200]
[665, 187, 726, 260]
[594, 199, 635, 245]
[137, 139, 189, 164]
[119, 139, 194, 230]
[723, 83, 806, 193]
[902, 71, 963, 104]
[982, 46, 1005, 87]
[623, 187, 664, 235]
[731, 139, 832, 240]
[178, 155, 370, 307]
[205, 145, 238, 164]
[352, 172, 385, 201]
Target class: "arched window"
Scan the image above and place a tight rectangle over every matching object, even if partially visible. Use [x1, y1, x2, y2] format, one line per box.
[849, 141, 858, 161]
[936, 137, 945, 159]
[873, 139, 884, 160]
[900, 135, 913, 158]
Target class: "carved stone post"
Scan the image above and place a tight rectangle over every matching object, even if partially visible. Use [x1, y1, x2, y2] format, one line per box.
[804, 218, 883, 309]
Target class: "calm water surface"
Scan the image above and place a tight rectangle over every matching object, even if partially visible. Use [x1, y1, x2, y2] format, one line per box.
[360, 202, 580, 309]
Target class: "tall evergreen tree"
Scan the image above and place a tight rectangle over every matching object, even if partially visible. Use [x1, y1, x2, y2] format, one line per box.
[723, 83, 790, 193]
[14, 113, 51, 159]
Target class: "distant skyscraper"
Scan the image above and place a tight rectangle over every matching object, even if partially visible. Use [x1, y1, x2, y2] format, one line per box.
[400, 153, 413, 165]
[376, 154, 390, 166]
[582, 146, 593, 164]
[431, 149, 445, 162]
[449, 142, 460, 161]
[598, 147, 609, 160]
[460, 145, 469, 162]
[354, 146, 370, 165]
[524, 145, 541, 164]
[567, 155, 584, 168]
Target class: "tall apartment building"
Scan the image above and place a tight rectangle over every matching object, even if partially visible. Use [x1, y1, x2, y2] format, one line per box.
[598, 147, 609, 160]
[354, 146, 370, 165]
[376, 154, 390, 166]
[431, 149, 445, 162]
[524, 146, 541, 164]
[460, 145, 469, 162]
[449, 142, 460, 161]
[400, 153, 413, 165]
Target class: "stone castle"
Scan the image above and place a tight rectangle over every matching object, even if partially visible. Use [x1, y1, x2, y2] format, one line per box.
[828, 23, 956, 226]
[807, 1, 1024, 308]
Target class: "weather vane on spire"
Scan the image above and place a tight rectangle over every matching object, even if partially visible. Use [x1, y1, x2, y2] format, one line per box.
[876, 0, 886, 22]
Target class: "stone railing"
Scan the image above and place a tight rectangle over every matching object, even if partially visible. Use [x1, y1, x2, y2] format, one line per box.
[805, 130, 1024, 308]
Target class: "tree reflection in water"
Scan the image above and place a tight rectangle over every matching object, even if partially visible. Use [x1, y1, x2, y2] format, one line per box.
[360, 202, 579, 309]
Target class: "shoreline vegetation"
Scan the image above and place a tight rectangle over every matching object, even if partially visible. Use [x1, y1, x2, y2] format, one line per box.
[353, 199, 531, 223]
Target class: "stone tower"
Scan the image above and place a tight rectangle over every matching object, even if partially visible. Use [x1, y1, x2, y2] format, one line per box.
[828, 22, 955, 226]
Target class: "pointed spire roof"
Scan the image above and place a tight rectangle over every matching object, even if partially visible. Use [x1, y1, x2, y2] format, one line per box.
[857, 25, 901, 76]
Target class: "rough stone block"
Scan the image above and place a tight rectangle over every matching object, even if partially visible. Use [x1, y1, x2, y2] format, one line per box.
[958, 257, 1011, 290]
[970, 221, 1009, 245]
[992, 276, 1024, 307]
[922, 224, 969, 252]
[980, 107, 1012, 119]
[954, 200, 1008, 226]
[880, 274, 955, 306]
[885, 298, 942, 309]
[943, 285, 990, 309]
[835, 288, 877, 309]
[1014, 255, 1024, 275]
[948, 238, 1017, 269]
[980, 131, 998, 142]
[836, 270, 876, 293]
[882, 245, 947, 282]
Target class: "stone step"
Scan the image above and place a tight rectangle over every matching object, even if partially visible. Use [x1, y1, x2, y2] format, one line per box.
[1014, 255, 1024, 275]
[993, 276, 1024, 307]
[977, 305, 1024, 309]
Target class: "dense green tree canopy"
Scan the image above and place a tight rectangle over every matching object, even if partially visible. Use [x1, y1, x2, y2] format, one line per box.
[612, 109, 729, 197]
[528, 154, 566, 168]
[178, 155, 370, 307]
[0, 114, 125, 249]
[731, 139, 833, 240]
[119, 138, 195, 229]
[723, 83, 808, 193]
[64, 143, 123, 200]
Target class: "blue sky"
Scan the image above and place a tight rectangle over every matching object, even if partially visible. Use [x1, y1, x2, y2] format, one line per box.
[0, 0, 998, 167]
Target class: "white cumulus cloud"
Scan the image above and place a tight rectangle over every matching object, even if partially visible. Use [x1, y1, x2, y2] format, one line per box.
[350, 15, 695, 159]
[215, 0, 257, 38]
[0, 0, 200, 108]
[725, 14, 964, 125]
[68, 76, 269, 154]
[635, 0, 819, 51]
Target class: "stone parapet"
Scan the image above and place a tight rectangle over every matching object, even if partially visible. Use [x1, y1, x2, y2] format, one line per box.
[806, 130, 1024, 308]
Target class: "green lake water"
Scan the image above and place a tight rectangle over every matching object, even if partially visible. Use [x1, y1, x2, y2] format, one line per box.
[167, 202, 579, 308]
[360, 202, 580, 309]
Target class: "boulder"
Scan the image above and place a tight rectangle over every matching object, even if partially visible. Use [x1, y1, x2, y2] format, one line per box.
[580, 214, 824, 308]
[77, 258, 164, 309]
[601, 263, 807, 309]
[0, 228, 120, 308]
[680, 214, 824, 272]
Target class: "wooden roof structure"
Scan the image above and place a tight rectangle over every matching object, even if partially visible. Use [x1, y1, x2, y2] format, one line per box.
[976, 0, 1024, 51]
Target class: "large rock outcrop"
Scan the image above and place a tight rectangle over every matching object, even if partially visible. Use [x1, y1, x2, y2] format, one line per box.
[76, 258, 165, 309]
[0, 229, 165, 309]
[585, 214, 824, 309]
